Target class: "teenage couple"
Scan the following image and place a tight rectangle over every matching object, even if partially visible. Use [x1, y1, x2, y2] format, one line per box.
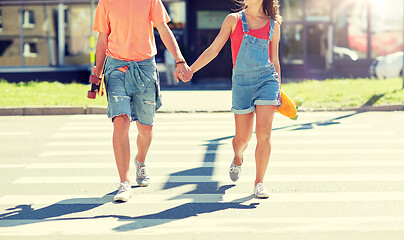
[93, 0, 282, 202]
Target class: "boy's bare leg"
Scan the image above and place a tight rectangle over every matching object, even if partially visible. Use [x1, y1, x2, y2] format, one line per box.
[136, 122, 153, 163]
[112, 115, 131, 183]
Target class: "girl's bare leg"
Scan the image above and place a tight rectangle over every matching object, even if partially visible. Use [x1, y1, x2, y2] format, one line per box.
[232, 112, 255, 165]
[254, 105, 276, 185]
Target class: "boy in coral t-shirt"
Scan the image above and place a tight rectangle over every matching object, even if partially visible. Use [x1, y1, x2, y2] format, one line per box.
[93, 0, 192, 202]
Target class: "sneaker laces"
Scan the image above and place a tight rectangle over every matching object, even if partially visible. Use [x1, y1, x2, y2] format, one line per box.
[137, 165, 148, 178]
[117, 182, 130, 193]
[256, 184, 264, 193]
[255, 183, 268, 195]
[230, 165, 241, 174]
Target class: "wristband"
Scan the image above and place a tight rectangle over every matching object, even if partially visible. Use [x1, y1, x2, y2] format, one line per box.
[176, 60, 186, 67]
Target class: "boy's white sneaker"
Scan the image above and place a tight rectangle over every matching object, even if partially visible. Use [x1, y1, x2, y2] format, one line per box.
[254, 183, 269, 198]
[113, 181, 132, 202]
[136, 159, 150, 187]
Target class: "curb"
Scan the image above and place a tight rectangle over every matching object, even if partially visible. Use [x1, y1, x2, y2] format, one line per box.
[302, 105, 404, 113]
[0, 106, 229, 116]
[0, 105, 403, 116]
[0, 106, 86, 116]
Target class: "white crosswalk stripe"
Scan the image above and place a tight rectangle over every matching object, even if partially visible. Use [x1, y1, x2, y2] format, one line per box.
[1, 112, 404, 238]
[22, 160, 404, 169]
[0, 132, 30, 136]
[12, 174, 404, 184]
[2, 192, 404, 205]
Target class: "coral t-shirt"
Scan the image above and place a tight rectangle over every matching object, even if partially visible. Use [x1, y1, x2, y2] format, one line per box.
[93, 0, 170, 62]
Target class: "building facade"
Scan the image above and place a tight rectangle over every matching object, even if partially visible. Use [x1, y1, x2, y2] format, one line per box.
[0, 0, 402, 83]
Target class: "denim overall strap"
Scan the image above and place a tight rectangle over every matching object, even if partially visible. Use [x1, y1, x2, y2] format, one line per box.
[240, 11, 249, 33]
[269, 18, 275, 41]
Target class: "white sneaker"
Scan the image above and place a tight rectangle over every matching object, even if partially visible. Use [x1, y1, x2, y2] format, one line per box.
[136, 159, 150, 187]
[254, 183, 269, 198]
[113, 181, 132, 202]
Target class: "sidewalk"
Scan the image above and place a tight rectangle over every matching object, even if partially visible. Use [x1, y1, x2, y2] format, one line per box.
[0, 88, 403, 116]
[159, 90, 232, 113]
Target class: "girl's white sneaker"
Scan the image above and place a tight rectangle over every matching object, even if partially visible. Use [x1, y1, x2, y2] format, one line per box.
[229, 158, 242, 182]
[254, 183, 269, 198]
[113, 181, 132, 202]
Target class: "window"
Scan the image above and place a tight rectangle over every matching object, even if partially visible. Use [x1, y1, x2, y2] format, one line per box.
[281, 0, 303, 22]
[281, 24, 304, 64]
[197, 11, 228, 30]
[370, 0, 403, 57]
[166, 2, 185, 28]
[0, 40, 12, 56]
[333, 0, 367, 60]
[306, 0, 331, 22]
[23, 42, 38, 57]
[22, 10, 35, 29]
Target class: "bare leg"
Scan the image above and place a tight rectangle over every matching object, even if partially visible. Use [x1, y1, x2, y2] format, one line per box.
[136, 121, 153, 163]
[254, 105, 276, 185]
[112, 115, 131, 183]
[232, 112, 255, 166]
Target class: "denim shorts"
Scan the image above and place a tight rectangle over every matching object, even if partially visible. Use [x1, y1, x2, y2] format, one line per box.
[105, 70, 157, 125]
[231, 67, 281, 114]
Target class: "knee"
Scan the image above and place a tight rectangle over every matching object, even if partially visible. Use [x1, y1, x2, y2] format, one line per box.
[255, 125, 271, 142]
[138, 125, 153, 137]
[234, 133, 251, 146]
[113, 115, 130, 132]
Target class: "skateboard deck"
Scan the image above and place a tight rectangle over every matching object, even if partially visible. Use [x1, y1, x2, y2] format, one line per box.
[87, 66, 105, 99]
[276, 90, 303, 120]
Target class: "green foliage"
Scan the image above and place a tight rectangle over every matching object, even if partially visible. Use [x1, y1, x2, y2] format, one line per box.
[0, 79, 107, 107]
[0, 78, 403, 109]
[281, 78, 404, 109]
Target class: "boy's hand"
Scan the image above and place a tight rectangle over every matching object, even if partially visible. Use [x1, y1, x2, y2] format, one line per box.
[174, 63, 193, 82]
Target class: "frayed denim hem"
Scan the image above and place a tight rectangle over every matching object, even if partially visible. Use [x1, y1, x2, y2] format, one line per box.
[109, 113, 132, 123]
[135, 120, 154, 126]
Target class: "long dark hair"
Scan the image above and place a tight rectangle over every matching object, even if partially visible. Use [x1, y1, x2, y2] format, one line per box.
[233, 0, 282, 23]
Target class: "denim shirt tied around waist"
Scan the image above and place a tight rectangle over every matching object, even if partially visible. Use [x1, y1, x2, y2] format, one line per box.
[104, 56, 162, 110]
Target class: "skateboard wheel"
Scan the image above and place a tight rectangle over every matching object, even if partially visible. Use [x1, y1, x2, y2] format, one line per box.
[87, 91, 96, 99]
[290, 115, 298, 120]
[294, 97, 304, 107]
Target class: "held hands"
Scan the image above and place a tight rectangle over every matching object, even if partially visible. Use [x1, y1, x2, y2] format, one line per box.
[174, 62, 193, 82]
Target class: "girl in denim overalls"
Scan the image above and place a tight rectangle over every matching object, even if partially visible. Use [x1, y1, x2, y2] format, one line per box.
[190, 0, 282, 198]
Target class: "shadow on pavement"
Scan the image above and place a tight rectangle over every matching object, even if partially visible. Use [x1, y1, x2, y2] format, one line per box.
[0, 136, 258, 231]
[361, 89, 401, 107]
[109, 135, 259, 231]
[0, 112, 361, 230]
[273, 112, 362, 131]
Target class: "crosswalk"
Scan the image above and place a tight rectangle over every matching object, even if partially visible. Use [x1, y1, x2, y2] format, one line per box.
[0, 111, 404, 239]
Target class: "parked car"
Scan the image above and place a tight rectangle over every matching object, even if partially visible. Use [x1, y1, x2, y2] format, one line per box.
[369, 51, 403, 78]
[333, 47, 359, 61]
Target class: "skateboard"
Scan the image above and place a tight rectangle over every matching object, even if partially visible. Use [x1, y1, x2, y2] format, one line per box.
[276, 90, 304, 120]
[87, 67, 105, 99]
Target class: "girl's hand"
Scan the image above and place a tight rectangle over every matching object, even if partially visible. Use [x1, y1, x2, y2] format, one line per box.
[174, 63, 193, 82]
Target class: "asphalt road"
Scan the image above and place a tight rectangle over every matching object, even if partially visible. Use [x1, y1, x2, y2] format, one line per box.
[0, 111, 403, 240]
